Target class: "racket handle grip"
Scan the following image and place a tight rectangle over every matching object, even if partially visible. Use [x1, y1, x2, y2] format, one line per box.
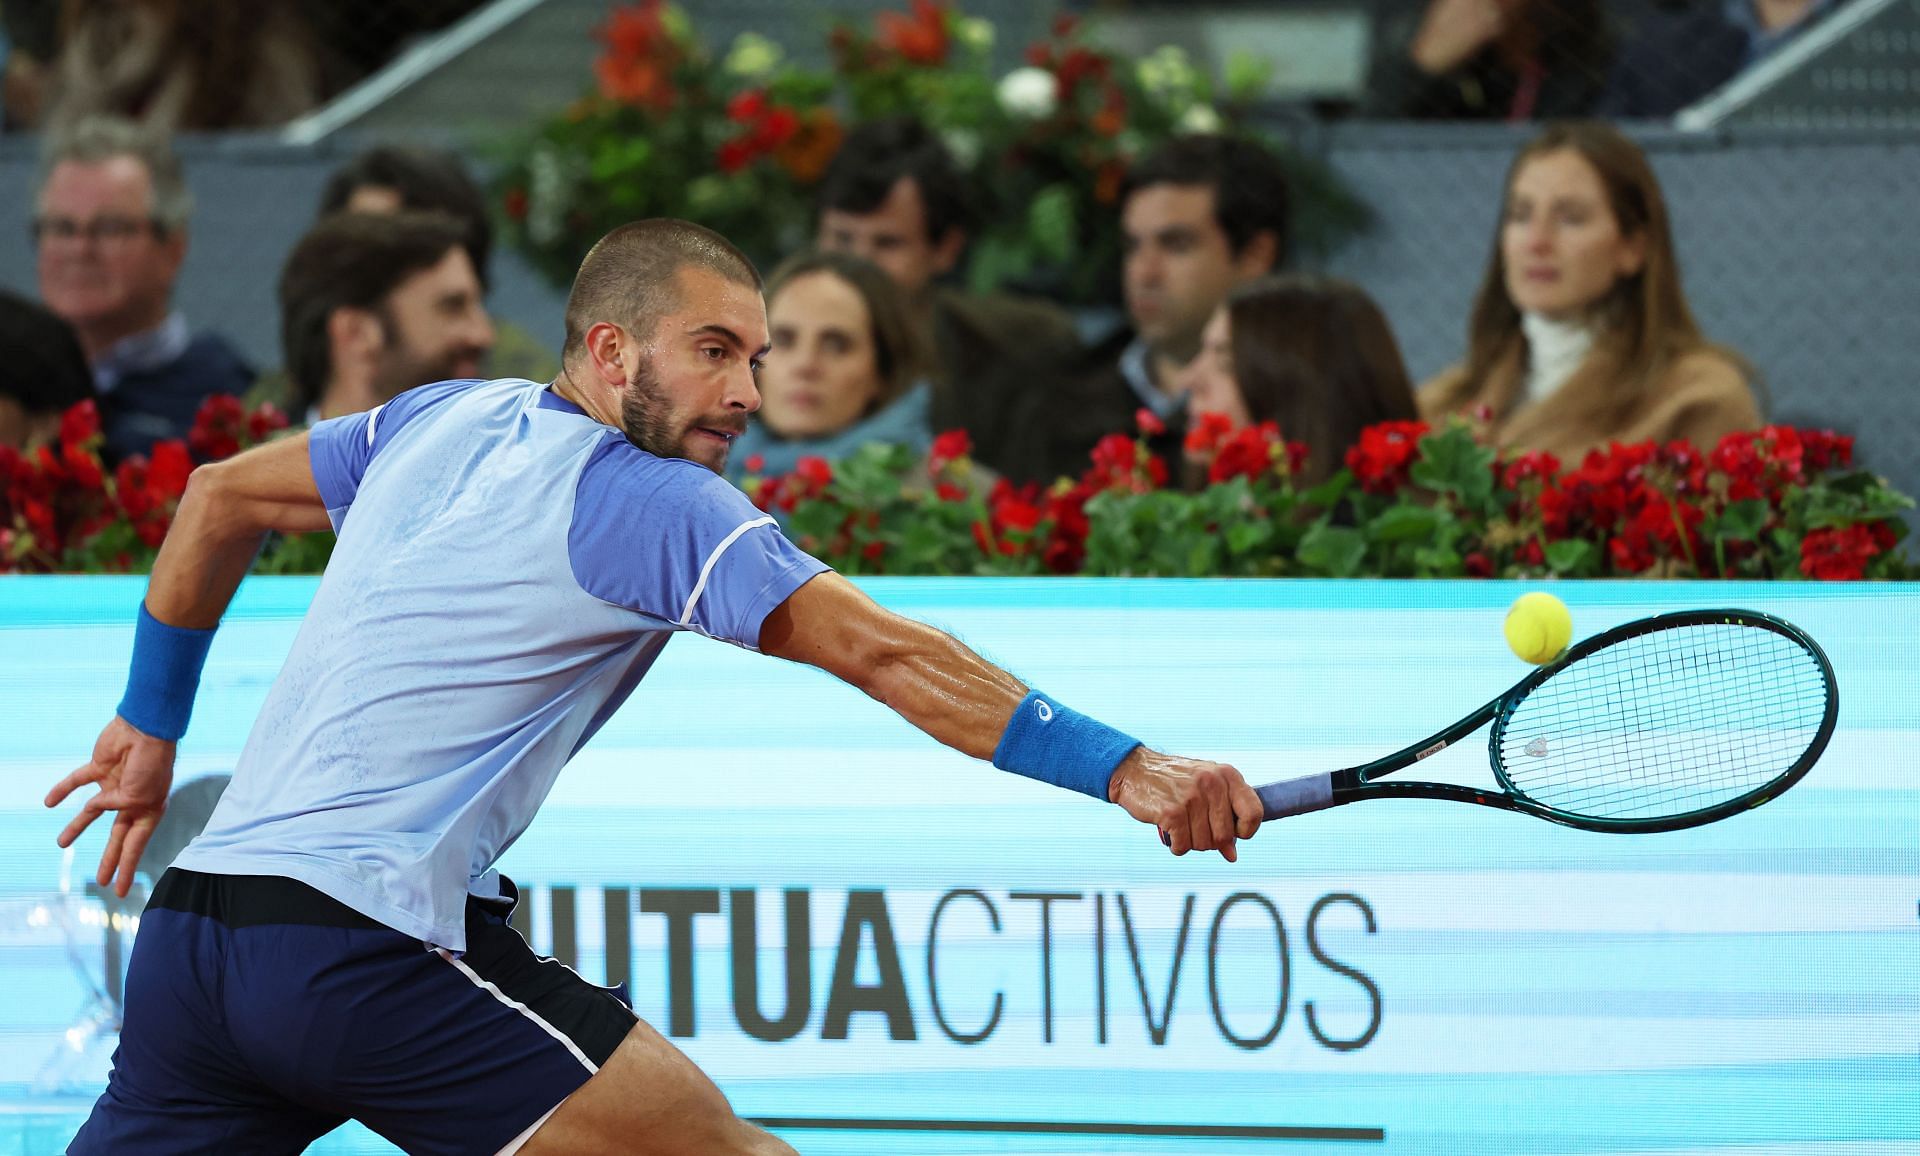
[1257, 773, 1336, 820]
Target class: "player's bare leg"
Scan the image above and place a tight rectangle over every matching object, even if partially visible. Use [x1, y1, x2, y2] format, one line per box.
[516, 1019, 796, 1156]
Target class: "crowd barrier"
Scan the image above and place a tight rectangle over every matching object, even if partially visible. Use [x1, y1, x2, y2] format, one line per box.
[1, 576, 1914, 1153]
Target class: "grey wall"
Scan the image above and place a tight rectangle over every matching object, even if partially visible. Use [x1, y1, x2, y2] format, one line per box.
[4, 123, 1915, 509]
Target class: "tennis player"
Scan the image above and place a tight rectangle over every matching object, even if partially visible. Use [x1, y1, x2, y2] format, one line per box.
[46, 219, 1263, 1155]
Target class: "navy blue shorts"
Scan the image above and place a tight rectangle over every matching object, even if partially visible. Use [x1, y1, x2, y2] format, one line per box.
[69, 869, 637, 1155]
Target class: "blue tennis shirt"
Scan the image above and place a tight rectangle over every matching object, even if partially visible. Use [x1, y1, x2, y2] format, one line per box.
[173, 378, 828, 950]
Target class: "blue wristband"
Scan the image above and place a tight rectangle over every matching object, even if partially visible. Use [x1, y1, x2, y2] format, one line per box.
[991, 690, 1140, 801]
[116, 604, 216, 742]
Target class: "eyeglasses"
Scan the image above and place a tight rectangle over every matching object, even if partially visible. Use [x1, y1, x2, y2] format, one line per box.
[30, 215, 165, 246]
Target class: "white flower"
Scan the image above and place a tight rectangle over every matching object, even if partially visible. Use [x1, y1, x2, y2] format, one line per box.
[941, 128, 983, 169]
[724, 31, 782, 78]
[957, 17, 994, 54]
[997, 67, 1058, 119]
[1178, 104, 1223, 134]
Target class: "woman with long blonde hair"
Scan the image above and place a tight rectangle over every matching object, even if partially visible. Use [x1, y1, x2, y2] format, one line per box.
[1420, 121, 1758, 458]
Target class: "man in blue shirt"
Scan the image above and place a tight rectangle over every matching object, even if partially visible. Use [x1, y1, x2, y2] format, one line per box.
[47, 219, 1262, 1156]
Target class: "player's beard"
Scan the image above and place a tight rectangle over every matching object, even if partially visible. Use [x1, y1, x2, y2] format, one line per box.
[619, 358, 740, 473]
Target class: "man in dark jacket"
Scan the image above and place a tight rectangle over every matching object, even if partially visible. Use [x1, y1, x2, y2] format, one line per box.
[815, 116, 1084, 474]
[33, 115, 253, 461]
[998, 135, 1290, 486]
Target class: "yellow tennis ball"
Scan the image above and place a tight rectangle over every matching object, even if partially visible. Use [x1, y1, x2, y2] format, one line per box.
[1505, 592, 1572, 665]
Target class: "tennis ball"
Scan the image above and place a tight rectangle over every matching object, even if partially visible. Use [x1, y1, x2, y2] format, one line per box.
[1505, 592, 1572, 665]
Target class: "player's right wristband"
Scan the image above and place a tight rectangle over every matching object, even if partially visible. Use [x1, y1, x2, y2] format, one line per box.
[115, 603, 216, 742]
[991, 690, 1139, 801]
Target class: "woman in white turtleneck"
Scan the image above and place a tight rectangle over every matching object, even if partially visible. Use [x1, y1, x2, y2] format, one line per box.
[1420, 122, 1758, 460]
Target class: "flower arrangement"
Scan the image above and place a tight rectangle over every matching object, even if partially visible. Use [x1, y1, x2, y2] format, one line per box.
[741, 416, 1914, 581]
[0, 397, 333, 575]
[495, 1, 1366, 305]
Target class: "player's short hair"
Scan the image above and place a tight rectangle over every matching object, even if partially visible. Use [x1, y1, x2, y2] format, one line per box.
[814, 115, 973, 244]
[1121, 134, 1291, 267]
[39, 115, 193, 234]
[319, 144, 493, 287]
[561, 219, 762, 362]
[278, 210, 471, 413]
[764, 250, 930, 412]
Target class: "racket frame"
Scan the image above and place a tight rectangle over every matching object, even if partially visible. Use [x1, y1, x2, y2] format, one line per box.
[1304, 608, 1839, 834]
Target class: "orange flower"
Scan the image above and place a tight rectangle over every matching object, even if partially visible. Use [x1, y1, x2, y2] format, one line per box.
[595, 1, 680, 112]
[775, 108, 845, 184]
[876, 0, 949, 65]
[1093, 159, 1125, 205]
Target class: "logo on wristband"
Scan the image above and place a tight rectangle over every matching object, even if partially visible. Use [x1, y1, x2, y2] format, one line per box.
[1035, 700, 1053, 723]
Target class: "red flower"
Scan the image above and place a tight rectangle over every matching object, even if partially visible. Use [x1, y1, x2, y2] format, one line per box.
[1463, 551, 1494, 578]
[503, 187, 529, 221]
[1088, 433, 1137, 480]
[1798, 525, 1883, 580]
[1500, 450, 1561, 490]
[752, 106, 801, 151]
[247, 402, 290, 443]
[59, 441, 104, 492]
[148, 440, 195, 500]
[1208, 424, 1281, 484]
[715, 139, 755, 174]
[1514, 539, 1545, 568]
[928, 429, 972, 471]
[726, 89, 767, 124]
[862, 540, 887, 562]
[1799, 429, 1854, 473]
[935, 482, 967, 502]
[794, 455, 834, 489]
[1344, 420, 1429, 495]
[1134, 407, 1166, 438]
[1182, 412, 1234, 458]
[59, 400, 101, 446]
[743, 453, 765, 475]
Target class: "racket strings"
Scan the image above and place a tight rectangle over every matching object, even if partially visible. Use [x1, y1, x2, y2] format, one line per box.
[1496, 623, 1828, 822]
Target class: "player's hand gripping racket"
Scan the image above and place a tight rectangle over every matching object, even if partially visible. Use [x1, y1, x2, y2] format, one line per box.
[1230, 609, 1837, 835]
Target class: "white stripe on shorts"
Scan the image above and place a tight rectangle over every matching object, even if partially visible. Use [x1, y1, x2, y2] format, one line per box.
[436, 949, 598, 1074]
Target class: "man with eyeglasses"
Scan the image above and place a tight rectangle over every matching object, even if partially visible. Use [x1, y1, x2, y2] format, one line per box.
[34, 115, 253, 461]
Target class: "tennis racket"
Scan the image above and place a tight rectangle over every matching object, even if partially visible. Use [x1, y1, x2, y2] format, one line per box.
[1232, 608, 1838, 835]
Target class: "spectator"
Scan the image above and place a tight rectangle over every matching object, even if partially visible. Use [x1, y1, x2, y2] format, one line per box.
[319, 144, 494, 287]
[1367, 0, 1611, 120]
[814, 115, 1080, 474]
[2, 0, 58, 129]
[0, 289, 96, 448]
[1602, 0, 1844, 119]
[729, 251, 932, 484]
[1419, 121, 1759, 459]
[278, 211, 493, 422]
[34, 115, 253, 461]
[1176, 275, 1420, 487]
[39, 0, 323, 132]
[998, 134, 1290, 485]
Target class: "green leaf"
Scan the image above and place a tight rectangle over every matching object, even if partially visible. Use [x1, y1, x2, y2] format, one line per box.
[1409, 425, 1495, 507]
[1297, 523, 1366, 577]
[1703, 499, 1768, 543]
[1365, 503, 1445, 543]
[1545, 538, 1595, 575]
[1028, 184, 1078, 267]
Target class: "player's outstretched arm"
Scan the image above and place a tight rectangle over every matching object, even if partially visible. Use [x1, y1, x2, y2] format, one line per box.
[758, 572, 1263, 859]
[45, 433, 331, 895]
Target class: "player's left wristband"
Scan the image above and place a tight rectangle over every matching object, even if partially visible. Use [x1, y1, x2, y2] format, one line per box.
[116, 603, 216, 742]
[992, 690, 1139, 801]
